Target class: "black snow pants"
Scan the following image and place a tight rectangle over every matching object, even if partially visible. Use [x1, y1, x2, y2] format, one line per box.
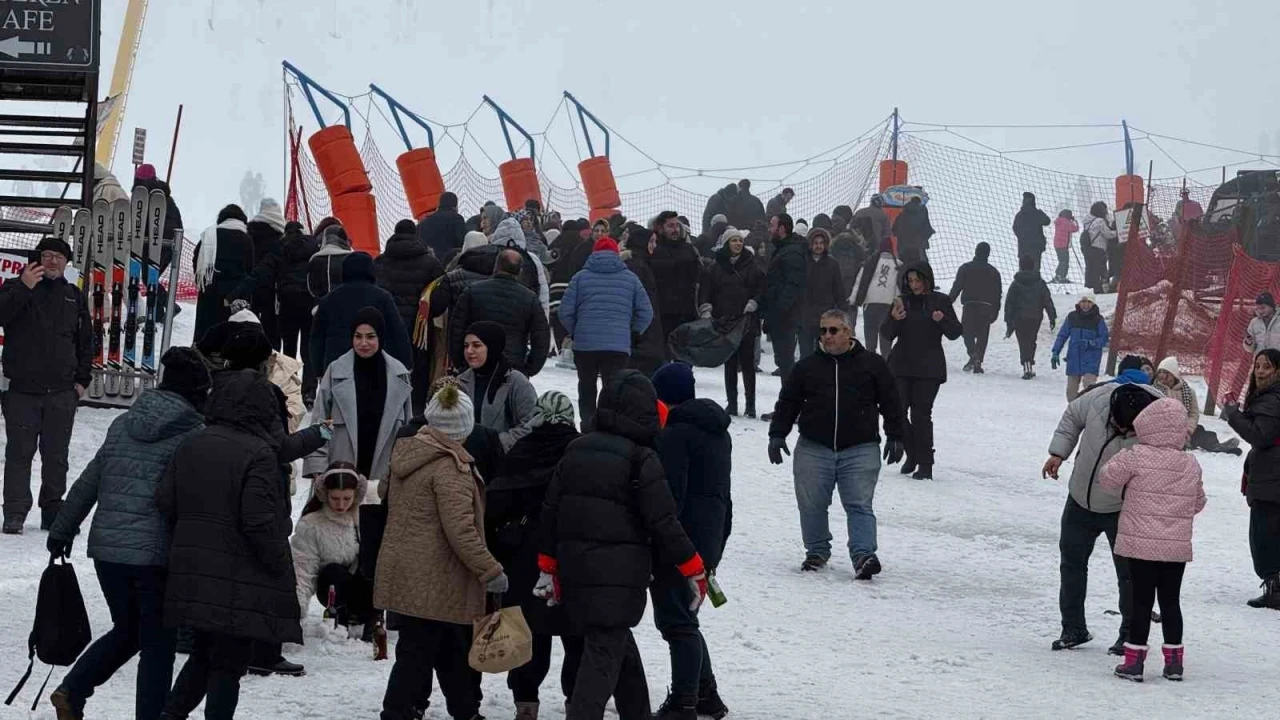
[960, 303, 995, 365]
[2, 388, 77, 523]
[1059, 497, 1131, 638]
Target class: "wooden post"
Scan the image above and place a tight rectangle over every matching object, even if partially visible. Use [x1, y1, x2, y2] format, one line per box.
[165, 104, 183, 184]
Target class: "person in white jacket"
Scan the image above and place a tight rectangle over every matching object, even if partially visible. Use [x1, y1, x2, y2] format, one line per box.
[1084, 202, 1118, 293]
[291, 462, 370, 631]
[1244, 292, 1280, 354]
[852, 238, 902, 356]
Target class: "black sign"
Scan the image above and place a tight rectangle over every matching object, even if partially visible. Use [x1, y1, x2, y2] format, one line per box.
[0, 0, 99, 72]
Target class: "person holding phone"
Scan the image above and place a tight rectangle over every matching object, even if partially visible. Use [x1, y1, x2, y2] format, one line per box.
[0, 236, 92, 535]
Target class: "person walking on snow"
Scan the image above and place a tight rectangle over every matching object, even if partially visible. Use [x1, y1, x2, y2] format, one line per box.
[891, 197, 934, 264]
[1052, 209, 1079, 283]
[853, 195, 891, 244]
[768, 309, 905, 578]
[698, 227, 765, 418]
[1100, 397, 1205, 682]
[1243, 292, 1280, 354]
[1083, 202, 1117, 293]
[1003, 254, 1057, 380]
[244, 199, 288, 349]
[448, 248, 550, 378]
[947, 241, 1003, 374]
[0, 236, 92, 534]
[456, 321, 539, 452]
[649, 211, 702, 354]
[797, 228, 846, 359]
[376, 219, 445, 415]
[1051, 295, 1109, 401]
[760, 213, 808, 382]
[310, 252, 412, 376]
[852, 237, 902, 357]
[1013, 191, 1051, 275]
[1042, 354, 1163, 654]
[416, 191, 468, 261]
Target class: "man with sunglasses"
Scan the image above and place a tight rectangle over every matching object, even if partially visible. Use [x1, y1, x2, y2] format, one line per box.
[0, 236, 92, 534]
[767, 309, 905, 579]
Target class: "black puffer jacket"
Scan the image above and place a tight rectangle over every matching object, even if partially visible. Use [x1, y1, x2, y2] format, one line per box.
[375, 231, 444, 332]
[657, 399, 732, 572]
[0, 275, 91, 393]
[417, 207, 468, 260]
[229, 226, 318, 312]
[156, 371, 301, 645]
[648, 235, 701, 317]
[828, 231, 867, 303]
[538, 371, 697, 630]
[309, 253, 412, 373]
[1004, 270, 1056, 327]
[430, 245, 498, 319]
[699, 245, 765, 340]
[882, 262, 963, 381]
[801, 233, 846, 326]
[892, 202, 935, 259]
[948, 246, 1003, 310]
[769, 340, 904, 451]
[762, 233, 807, 328]
[1013, 198, 1051, 258]
[623, 250, 665, 375]
[448, 273, 550, 376]
[1224, 384, 1280, 504]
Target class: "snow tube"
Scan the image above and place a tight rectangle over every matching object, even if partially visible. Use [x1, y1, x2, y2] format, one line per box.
[499, 158, 541, 211]
[397, 147, 446, 220]
[332, 191, 380, 256]
[1115, 174, 1145, 210]
[309, 125, 372, 197]
[579, 156, 621, 214]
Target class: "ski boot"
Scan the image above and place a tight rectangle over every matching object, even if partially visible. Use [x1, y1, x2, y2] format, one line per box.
[1051, 628, 1092, 650]
[1113, 643, 1147, 682]
[854, 553, 882, 580]
[1161, 644, 1183, 681]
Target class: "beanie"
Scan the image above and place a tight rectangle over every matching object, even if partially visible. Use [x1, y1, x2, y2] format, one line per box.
[341, 251, 375, 280]
[217, 204, 248, 224]
[134, 163, 157, 181]
[1118, 355, 1151, 374]
[229, 309, 261, 324]
[1157, 356, 1181, 380]
[1079, 293, 1096, 304]
[394, 219, 417, 235]
[795, 221, 810, 238]
[159, 346, 212, 408]
[35, 236, 72, 260]
[544, 228, 561, 245]
[425, 382, 475, 442]
[222, 322, 273, 371]
[462, 231, 489, 252]
[1257, 292, 1276, 309]
[710, 214, 728, 227]
[593, 238, 619, 254]
[351, 306, 387, 338]
[651, 362, 696, 406]
[254, 198, 286, 233]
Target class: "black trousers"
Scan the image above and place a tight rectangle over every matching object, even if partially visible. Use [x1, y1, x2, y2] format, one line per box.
[1107, 238, 1125, 287]
[895, 377, 940, 467]
[769, 325, 799, 377]
[1127, 559, 1185, 646]
[508, 634, 584, 704]
[1059, 497, 1131, 637]
[862, 304, 890, 356]
[1014, 318, 1042, 364]
[381, 616, 477, 720]
[651, 570, 716, 699]
[409, 346, 432, 418]
[163, 631, 253, 720]
[1054, 247, 1070, 280]
[568, 627, 650, 720]
[1083, 245, 1106, 291]
[960, 304, 995, 364]
[277, 301, 314, 397]
[724, 335, 756, 409]
[2, 388, 77, 522]
[575, 351, 629, 431]
[253, 289, 281, 350]
[316, 563, 374, 626]
[1249, 500, 1280, 579]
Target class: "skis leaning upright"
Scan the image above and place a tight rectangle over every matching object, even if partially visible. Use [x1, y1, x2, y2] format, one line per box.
[141, 190, 167, 390]
[50, 205, 74, 246]
[105, 199, 129, 397]
[70, 208, 91, 292]
[122, 189, 147, 398]
[89, 200, 110, 400]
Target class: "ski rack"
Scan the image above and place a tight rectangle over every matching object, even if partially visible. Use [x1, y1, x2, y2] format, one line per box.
[482, 95, 535, 161]
[368, 84, 434, 151]
[282, 60, 351, 129]
[563, 91, 610, 159]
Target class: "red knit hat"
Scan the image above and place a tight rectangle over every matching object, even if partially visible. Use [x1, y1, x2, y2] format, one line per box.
[135, 163, 157, 181]
[593, 237, 619, 253]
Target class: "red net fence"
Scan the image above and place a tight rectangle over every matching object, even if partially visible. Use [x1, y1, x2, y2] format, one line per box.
[1204, 248, 1280, 409]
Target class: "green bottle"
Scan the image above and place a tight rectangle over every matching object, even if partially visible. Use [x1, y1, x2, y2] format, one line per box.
[707, 572, 727, 608]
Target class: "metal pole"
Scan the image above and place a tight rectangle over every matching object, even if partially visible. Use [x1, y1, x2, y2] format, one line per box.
[165, 104, 183, 184]
[891, 107, 899, 163]
[159, 230, 183, 370]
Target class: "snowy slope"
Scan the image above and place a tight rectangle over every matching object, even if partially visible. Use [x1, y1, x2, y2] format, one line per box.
[0, 293, 1276, 719]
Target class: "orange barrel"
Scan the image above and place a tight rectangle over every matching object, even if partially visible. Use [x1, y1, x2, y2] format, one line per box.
[332, 191, 380, 256]
[1115, 174, 1145, 209]
[396, 147, 446, 220]
[499, 158, 542, 211]
[878, 159, 908, 193]
[309, 125, 372, 197]
[579, 156, 621, 212]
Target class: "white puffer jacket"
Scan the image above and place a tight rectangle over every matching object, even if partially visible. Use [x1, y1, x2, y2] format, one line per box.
[290, 472, 368, 619]
[1086, 215, 1118, 251]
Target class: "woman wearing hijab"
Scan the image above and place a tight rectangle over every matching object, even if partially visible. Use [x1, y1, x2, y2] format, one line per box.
[193, 204, 256, 341]
[457, 320, 538, 452]
[304, 307, 413, 491]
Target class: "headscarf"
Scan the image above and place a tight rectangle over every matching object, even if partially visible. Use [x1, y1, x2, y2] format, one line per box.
[529, 390, 575, 429]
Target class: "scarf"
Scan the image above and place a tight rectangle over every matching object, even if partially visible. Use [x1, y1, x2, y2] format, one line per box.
[528, 390, 575, 429]
[352, 351, 387, 479]
[195, 218, 248, 290]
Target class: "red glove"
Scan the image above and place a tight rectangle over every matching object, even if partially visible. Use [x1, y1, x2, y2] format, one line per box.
[679, 554, 708, 612]
[535, 555, 562, 606]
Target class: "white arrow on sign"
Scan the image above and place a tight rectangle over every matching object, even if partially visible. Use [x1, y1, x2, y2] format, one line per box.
[0, 37, 53, 59]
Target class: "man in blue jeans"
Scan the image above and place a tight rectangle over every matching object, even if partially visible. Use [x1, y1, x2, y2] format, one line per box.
[768, 309, 905, 579]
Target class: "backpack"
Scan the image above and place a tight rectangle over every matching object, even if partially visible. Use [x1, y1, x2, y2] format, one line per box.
[6, 556, 91, 710]
[1109, 383, 1159, 434]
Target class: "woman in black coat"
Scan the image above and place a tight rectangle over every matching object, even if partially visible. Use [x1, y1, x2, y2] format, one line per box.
[698, 228, 765, 417]
[486, 391, 584, 714]
[156, 370, 300, 718]
[623, 226, 666, 375]
[882, 262, 962, 480]
[376, 220, 445, 415]
[1003, 254, 1057, 379]
[193, 204, 257, 342]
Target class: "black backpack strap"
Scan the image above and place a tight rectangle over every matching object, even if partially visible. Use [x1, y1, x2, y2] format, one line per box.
[4, 654, 33, 707]
[29, 667, 53, 711]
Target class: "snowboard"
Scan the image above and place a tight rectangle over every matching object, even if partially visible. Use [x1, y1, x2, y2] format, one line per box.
[122, 189, 147, 398]
[70, 208, 91, 292]
[105, 199, 130, 397]
[88, 200, 109, 400]
[141, 190, 167, 390]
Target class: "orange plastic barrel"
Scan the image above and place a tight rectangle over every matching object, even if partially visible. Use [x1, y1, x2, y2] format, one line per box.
[309, 125, 372, 197]
[332, 191, 380, 256]
[499, 158, 542, 211]
[878, 159, 908, 193]
[1115, 174, 1145, 209]
[579, 156, 621, 212]
[396, 147, 446, 220]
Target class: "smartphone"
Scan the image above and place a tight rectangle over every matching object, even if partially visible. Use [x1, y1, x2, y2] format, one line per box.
[26, 249, 41, 267]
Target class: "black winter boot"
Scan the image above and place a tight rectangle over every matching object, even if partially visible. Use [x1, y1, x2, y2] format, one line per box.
[744, 400, 756, 419]
[1247, 575, 1280, 609]
[696, 682, 729, 720]
[912, 464, 933, 480]
[899, 457, 917, 475]
[653, 692, 697, 720]
[1051, 628, 1092, 650]
[725, 397, 738, 416]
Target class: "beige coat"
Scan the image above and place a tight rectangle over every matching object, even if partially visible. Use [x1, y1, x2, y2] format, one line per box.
[373, 427, 502, 625]
[267, 351, 306, 432]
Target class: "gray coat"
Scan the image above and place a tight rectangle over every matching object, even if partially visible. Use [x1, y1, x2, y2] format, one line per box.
[49, 389, 204, 566]
[1048, 380, 1162, 514]
[458, 366, 538, 452]
[303, 351, 413, 482]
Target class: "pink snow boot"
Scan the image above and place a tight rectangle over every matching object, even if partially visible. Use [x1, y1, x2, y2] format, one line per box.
[1113, 643, 1147, 682]
[1161, 644, 1184, 681]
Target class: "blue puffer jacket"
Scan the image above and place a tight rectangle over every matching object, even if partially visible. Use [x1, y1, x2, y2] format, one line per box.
[1052, 305, 1109, 376]
[49, 389, 205, 566]
[559, 250, 653, 354]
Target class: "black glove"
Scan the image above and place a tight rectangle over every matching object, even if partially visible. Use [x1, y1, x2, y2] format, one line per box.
[768, 436, 790, 465]
[882, 439, 905, 465]
[1050, 319, 1057, 331]
[1005, 327, 1014, 339]
[1051, 355, 1060, 370]
[46, 536, 71, 558]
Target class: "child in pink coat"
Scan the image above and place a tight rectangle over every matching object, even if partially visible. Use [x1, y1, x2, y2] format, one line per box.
[1051, 210, 1079, 283]
[1099, 396, 1205, 682]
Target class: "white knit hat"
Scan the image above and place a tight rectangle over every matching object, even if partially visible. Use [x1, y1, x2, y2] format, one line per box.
[229, 309, 261, 324]
[462, 231, 489, 252]
[1157, 356, 1181, 380]
[795, 221, 810, 237]
[425, 383, 475, 442]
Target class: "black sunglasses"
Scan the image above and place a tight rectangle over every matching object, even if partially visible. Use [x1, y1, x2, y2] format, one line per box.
[819, 326, 845, 335]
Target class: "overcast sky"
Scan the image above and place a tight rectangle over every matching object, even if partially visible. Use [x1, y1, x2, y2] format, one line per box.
[92, 0, 1280, 227]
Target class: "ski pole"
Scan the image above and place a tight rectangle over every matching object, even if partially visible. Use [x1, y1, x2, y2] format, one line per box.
[165, 105, 183, 185]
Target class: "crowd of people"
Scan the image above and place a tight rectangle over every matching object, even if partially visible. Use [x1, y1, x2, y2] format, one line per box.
[3, 169, 1280, 718]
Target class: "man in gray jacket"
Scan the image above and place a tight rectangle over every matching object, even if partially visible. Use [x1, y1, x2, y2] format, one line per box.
[1042, 355, 1162, 655]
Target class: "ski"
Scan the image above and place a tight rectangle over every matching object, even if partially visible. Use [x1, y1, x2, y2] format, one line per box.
[106, 199, 129, 397]
[89, 200, 109, 400]
[50, 205, 74, 245]
[122, 189, 147, 398]
[70, 208, 91, 292]
[141, 190, 167, 390]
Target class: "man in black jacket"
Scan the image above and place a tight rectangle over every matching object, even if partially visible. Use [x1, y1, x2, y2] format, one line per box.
[649, 211, 702, 357]
[309, 252, 412, 375]
[449, 249, 550, 377]
[416, 191, 468, 260]
[0, 237, 92, 534]
[761, 213, 807, 382]
[768, 309, 905, 579]
[797, 228, 846, 359]
[650, 363, 732, 720]
[732, 179, 766, 231]
[948, 242, 1004, 374]
[1013, 191, 1051, 275]
[376, 219, 445, 414]
[536, 370, 707, 720]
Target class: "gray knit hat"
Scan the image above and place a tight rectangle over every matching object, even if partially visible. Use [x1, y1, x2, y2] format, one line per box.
[425, 383, 475, 442]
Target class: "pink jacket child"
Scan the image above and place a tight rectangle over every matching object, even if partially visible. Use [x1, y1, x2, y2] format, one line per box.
[1053, 215, 1080, 250]
[1100, 397, 1206, 563]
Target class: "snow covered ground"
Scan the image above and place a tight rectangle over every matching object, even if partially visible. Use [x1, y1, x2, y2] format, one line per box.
[1, 291, 1276, 719]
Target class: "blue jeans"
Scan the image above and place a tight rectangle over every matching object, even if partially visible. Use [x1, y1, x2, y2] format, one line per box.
[650, 570, 715, 698]
[59, 561, 175, 720]
[792, 439, 880, 561]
